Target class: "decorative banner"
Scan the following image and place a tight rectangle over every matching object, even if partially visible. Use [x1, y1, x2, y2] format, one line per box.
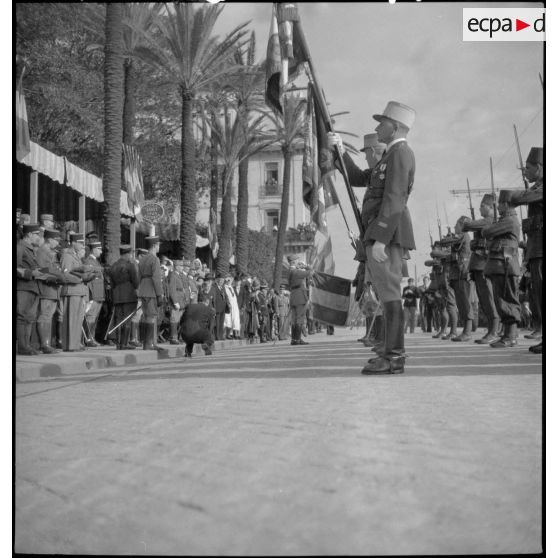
[140, 202, 165, 223]
[310, 271, 351, 326]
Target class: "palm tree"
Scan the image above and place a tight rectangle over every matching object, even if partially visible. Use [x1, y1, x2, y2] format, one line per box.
[134, 3, 249, 259]
[209, 104, 275, 275]
[102, 3, 125, 265]
[264, 93, 307, 290]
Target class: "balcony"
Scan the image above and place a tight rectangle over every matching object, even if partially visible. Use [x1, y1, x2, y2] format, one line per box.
[260, 181, 281, 197]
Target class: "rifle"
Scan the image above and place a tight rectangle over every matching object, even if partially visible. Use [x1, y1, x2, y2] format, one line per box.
[513, 124, 530, 190]
[428, 226, 434, 249]
[443, 202, 451, 235]
[466, 178, 475, 219]
[489, 156, 497, 222]
[435, 199, 442, 240]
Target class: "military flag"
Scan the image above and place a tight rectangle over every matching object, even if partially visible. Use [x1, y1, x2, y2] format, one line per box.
[302, 85, 339, 274]
[265, 3, 307, 114]
[123, 144, 145, 220]
[310, 271, 351, 326]
[16, 84, 30, 162]
[208, 208, 219, 259]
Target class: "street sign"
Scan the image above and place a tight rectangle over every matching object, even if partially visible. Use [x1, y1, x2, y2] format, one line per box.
[140, 202, 164, 223]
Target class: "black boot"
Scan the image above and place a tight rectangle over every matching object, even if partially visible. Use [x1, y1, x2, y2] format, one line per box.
[119, 323, 135, 350]
[290, 325, 298, 345]
[363, 301, 404, 374]
[297, 324, 309, 345]
[17, 323, 38, 355]
[130, 322, 142, 347]
[142, 322, 151, 350]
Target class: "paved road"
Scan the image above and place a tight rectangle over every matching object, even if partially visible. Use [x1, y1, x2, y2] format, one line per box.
[15, 328, 543, 555]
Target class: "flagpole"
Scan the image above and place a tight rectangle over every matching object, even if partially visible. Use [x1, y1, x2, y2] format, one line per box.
[291, 15, 364, 238]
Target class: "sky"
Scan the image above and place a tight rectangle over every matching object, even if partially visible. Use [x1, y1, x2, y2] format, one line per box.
[214, 1, 544, 280]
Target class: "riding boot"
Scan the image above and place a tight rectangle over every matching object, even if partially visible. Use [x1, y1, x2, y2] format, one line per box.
[141, 322, 150, 350]
[363, 301, 404, 374]
[130, 322, 141, 347]
[17, 322, 38, 355]
[119, 322, 135, 350]
[297, 324, 309, 345]
[38, 322, 59, 354]
[85, 318, 99, 347]
[290, 325, 298, 345]
[169, 322, 180, 345]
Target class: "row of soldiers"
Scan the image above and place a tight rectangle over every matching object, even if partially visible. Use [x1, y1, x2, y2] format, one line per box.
[423, 146, 543, 353]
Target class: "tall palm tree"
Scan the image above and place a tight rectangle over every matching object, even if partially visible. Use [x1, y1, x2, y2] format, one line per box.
[229, 32, 267, 275]
[102, 3, 125, 265]
[264, 93, 307, 290]
[209, 105, 275, 275]
[134, 3, 249, 259]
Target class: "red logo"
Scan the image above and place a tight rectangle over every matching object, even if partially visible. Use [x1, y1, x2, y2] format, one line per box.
[516, 18, 530, 31]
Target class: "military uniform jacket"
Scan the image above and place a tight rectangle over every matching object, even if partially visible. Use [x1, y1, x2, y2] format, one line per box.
[109, 257, 139, 304]
[446, 233, 471, 281]
[185, 274, 197, 303]
[481, 211, 521, 276]
[343, 141, 415, 249]
[16, 241, 39, 294]
[138, 253, 163, 298]
[83, 255, 105, 302]
[60, 248, 88, 297]
[277, 293, 290, 317]
[510, 180, 543, 262]
[167, 270, 188, 309]
[257, 291, 270, 315]
[35, 244, 62, 300]
[288, 268, 311, 306]
[462, 217, 492, 271]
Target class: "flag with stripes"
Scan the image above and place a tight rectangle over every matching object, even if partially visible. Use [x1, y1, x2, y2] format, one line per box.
[302, 85, 338, 274]
[16, 85, 30, 162]
[208, 208, 219, 259]
[123, 144, 145, 219]
[310, 271, 351, 326]
[265, 3, 307, 114]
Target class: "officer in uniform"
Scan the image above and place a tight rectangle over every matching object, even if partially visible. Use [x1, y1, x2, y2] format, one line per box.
[108, 245, 140, 350]
[211, 274, 228, 341]
[328, 101, 416, 374]
[138, 236, 163, 350]
[16, 224, 43, 355]
[461, 194, 500, 344]
[83, 241, 105, 347]
[276, 283, 291, 340]
[182, 260, 198, 305]
[39, 213, 55, 230]
[287, 255, 313, 345]
[510, 146, 543, 353]
[482, 190, 522, 348]
[129, 248, 147, 346]
[60, 233, 90, 351]
[257, 281, 270, 343]
[35, 229, 67, 354]
[167, 259, 188, 345]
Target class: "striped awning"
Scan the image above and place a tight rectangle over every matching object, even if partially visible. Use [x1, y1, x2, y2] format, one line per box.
[19, 140, 134, 217]
[19, 141, 65, 185]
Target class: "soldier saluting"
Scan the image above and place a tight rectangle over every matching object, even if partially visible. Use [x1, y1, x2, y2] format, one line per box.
[287, 254, 313, 346]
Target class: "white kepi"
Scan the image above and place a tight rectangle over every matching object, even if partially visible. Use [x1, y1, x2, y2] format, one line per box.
[373, 101, 416, 130]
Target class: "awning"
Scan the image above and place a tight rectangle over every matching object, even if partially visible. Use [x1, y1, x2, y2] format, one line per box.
[19, 141, 65, 185]
[136, 220, 209, 246]
[19, 140, 134, 217]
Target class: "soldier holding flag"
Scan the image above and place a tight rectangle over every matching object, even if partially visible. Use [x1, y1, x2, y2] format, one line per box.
[328, 101, 416, 375]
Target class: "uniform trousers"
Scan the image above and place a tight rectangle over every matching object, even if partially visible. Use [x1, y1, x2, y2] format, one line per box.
[85, 300, 103, 323]
[488, 274, 521, 325]
[365, 244, 404, 303]
[529, 258, 543, 331]
[61, 296, 86, 351]
[170, 308, 185, 325]
[470, 270, 499, 326]
[278, 314, 290, 340]
[131, 301, 143, 324]
[290, 303, 306, 326]
[449, 278, 474, 324]
[403, 306, 417, 333]
[17, 291, 39, 325]
[141, 297, 158, 319]
[37, 298, 58, 324]
[214, 312, 225, 340]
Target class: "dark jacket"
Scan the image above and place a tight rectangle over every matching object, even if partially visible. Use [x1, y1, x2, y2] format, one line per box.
[16, 241, 39, 294]
[211, 283, 228, 313]
[180, 303, 215, 344]
[510, 181, 543, 262]
[168, 270, 188, 309]
[343, 140, 415, 249]
[109, 257, 140, 304]
[138, 253, 163, 298]
[482, 211, 521, 276]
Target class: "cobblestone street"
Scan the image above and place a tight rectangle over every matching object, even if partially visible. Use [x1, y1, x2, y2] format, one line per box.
[15, 328, 542, 555]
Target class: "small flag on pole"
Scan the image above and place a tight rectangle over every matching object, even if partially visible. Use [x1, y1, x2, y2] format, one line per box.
[123, 144, 145, 220]
[310, 271, 351, 326]
[208, 208, 219, 259]
[16, 84, 30, 162]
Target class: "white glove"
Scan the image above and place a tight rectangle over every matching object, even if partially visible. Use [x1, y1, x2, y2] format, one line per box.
[173, 302, 180, 310]
[327, 132, 344, 154]
[371, 241, 388, 263]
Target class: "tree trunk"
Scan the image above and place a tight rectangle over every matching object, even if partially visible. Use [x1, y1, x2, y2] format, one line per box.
[209, 113, 219, 219]
[180, 87, 197, 260]
[122, 58, 136, 145]
[102, 3, 124, 266]
[217, 171, 233, 275]
[235, 156, 249, 275]
[273, 149, 292, 290]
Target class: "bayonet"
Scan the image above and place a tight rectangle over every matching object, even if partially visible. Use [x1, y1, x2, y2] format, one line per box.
[466, 178, 475, 219]
[513, 123, 530, 190]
